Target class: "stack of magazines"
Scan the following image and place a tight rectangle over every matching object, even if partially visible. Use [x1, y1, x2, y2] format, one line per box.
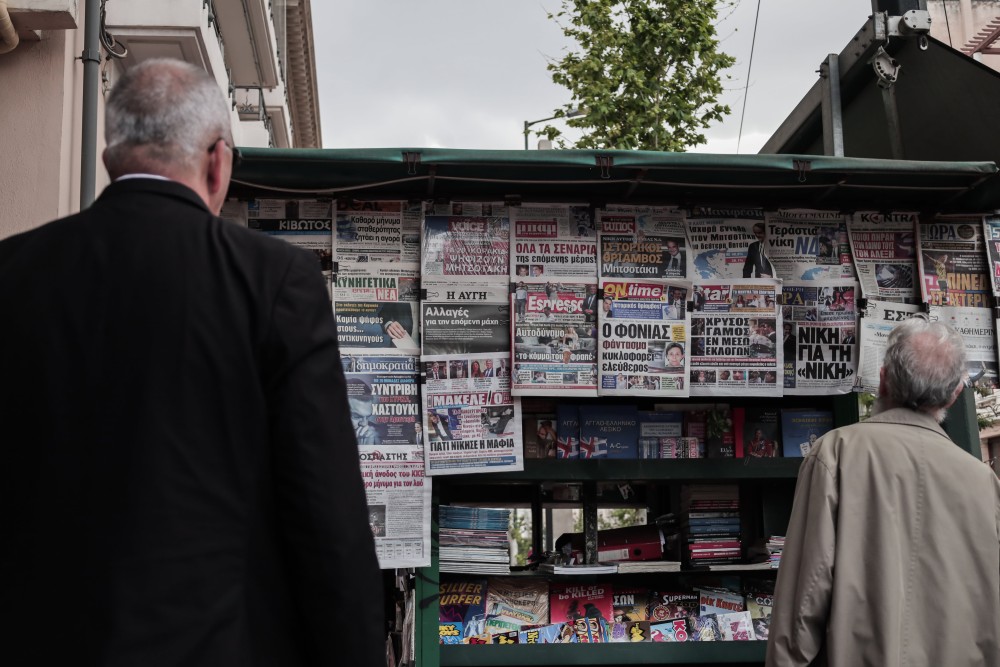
[766, 536, 785, 569]
[439, 506, 511, 575]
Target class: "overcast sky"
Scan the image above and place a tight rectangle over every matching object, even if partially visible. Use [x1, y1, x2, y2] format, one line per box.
[311, 1, 873, 154]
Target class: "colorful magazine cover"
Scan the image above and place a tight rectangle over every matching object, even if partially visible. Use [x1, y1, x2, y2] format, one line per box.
[518, 622, 577, 644]
[699, 588, 746, 615]
[483, 577, 549, 636]
[612, 586, 650, 621]
[647, 591, 699, 621]
[686, 614, 722, 641]
[549, 582, 615, 629]
[650, 617, 690, 642]
[609, 620, 651, 642]
[716, 610, 757, 641]
[438, 578, 488, 644]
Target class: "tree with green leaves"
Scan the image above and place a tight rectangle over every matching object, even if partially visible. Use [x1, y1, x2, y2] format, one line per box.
[541, 0, 735, 151]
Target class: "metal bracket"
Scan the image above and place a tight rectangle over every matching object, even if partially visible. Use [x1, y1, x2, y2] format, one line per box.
[402, 151, 421, 175]
[595, 155, 613, 179]
[870, 46, 901, 88]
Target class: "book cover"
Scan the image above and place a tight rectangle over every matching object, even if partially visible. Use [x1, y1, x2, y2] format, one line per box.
[611, 586, 650, 621]
[556, 403, 580, 459]
[699, 588, 746, 615]
[649, 617, 689, 642]
[638, 410, 684, 459]
[647, 591, 698, 622]
[569, 617, 610, 643]
[609, 620, 651, 642]
[491, 630, 520, 644]
[549, 582, 614, 628]
[686, 614, 722, 641]
[780, 408, 833, 457]
[518, 622, 577, 644]
[716, 610, 756, 641]
[579, 405, 639, 459]
[752, 616, 771, 641]
[439, 577, 488, 644]
[704, 404, 736, 458]
[484, 577, 549, 636]
[533, 414, 558, 459]
[732, 406, 780, 458]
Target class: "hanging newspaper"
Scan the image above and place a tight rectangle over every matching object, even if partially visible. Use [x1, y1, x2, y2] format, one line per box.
[428, 201, 507, 217]
[247, 198, 334, 279]
[983, 215, 1000, 297]
[512, 280, 598, 396]
[359, 444, 431, 569]
[915, 217, 990, 308]
[929, 306, 999, 390]
[421, 284, 523, 475]
[764, 210, 855, 280]
[597, 206, 688, 279]
[421, 214, 510, 287]
[221, 199, 248, 226]
[689, 279, 783, 397]
[847, 212, 919, 303]
[780, 280, 859, 395]
[597, 278, 690, 397]
[510, 204, 597, 279]
[686, 207, 771, 280]
[333, 200, 421, 353]
[342, 354, 422, 446]
[855, 299, 923, 393]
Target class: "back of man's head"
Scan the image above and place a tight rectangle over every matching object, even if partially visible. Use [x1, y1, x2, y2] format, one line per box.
[881, 316, 966, 418]
[104, 58, 231, 180]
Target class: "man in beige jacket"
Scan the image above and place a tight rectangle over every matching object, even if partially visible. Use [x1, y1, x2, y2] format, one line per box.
[767, 316, 1000, 667]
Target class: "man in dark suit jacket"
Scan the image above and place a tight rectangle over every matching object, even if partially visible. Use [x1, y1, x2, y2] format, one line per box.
[743, 222, 775, 278]
[0, 59, 383, 667]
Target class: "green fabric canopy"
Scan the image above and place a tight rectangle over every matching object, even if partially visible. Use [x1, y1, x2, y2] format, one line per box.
[229, 147, 1000, 214]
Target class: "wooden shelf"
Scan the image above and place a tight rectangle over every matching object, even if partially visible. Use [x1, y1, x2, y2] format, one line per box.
[440, 641, 766, 665]
[439, 458, 802, 483]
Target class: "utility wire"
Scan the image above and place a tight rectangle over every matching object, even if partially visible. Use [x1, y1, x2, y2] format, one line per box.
[736, 0, 762, 154]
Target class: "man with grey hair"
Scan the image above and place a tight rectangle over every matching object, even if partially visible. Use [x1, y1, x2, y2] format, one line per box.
[767, 316, 1000, 667]
[0, 59, 383, 666]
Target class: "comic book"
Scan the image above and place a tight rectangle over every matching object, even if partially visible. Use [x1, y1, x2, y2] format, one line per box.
[484, 577, 549, 636]
[491, 630, 520, 644]
[518, 622, 577, 644]
[716, 610, 757, 641]
[698, 588, 746, 615]
[609, 620, 651, 642]
[611, 586, 650, 621]
[647, 591, 699, 621]
[438, 577, 488, 644]
[649, 617, 690, 642]
[752, 616, 770, 641]
[779, 408, 833, 457]
[686, 614, 722, 641]
[549, 582, 615, 628]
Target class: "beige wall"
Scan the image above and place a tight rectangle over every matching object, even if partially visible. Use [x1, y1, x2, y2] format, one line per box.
[0, 31, 71, 237]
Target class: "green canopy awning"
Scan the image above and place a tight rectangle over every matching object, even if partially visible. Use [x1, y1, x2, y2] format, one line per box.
[229, 147, 1000, 214]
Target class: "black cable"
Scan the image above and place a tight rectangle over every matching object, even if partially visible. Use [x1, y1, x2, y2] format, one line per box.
[736, 0, 763, 154]
[100, 0, 128, 59]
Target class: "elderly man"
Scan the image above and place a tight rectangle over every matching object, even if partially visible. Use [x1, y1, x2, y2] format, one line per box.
[766, 316, 1000, 667]
[0, 60, 383, 666]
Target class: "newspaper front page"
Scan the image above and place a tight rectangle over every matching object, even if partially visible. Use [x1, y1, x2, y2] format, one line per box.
[689, 279, 783, 397]
[421, 284, 523, 475]
[686, 207, 769, 280]
[929, 306, 999, 389]
[916, 217, 989, 308]
[780, 280, 859, 395]
[855, 300, 923, 393]
[248, 198, 334, 284]
[764, 210, 854, 280]
[597, 278, 691, 397]
[597, 206, 689, 280]
[511, 280, 598, 396]
[510, 204, 597, 279]
[359, 444, 431, 568]
[847, 212, 919, 302]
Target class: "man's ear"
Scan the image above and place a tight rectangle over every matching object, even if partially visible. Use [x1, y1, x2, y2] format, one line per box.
[878, 366, 888, 397]
[945, 379, 965, 409]
[204, 139, 231, 215]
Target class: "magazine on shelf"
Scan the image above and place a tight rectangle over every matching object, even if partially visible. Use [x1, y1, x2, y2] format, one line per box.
[780, 408, 833, 457]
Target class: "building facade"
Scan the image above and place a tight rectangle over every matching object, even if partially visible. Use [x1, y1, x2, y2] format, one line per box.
[0, 0, 320, 239]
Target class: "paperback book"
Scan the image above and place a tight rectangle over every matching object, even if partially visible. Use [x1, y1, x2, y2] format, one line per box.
[556, 403, 580, 459]
[732, 406, 780, 458]
[780, 408, 833, 457]
[579, 405, 639, 459]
